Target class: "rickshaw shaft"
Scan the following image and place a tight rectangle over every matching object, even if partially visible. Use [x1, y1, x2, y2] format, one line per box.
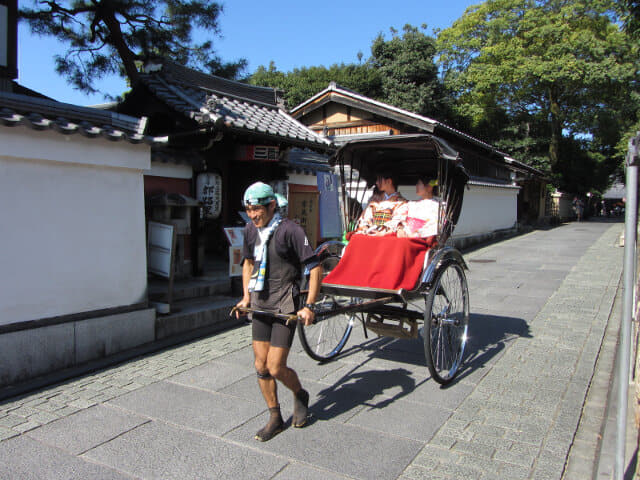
[315, 296, 397, 319]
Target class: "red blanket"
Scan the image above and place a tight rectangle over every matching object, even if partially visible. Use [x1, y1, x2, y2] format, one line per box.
[323, 234, 437, 291]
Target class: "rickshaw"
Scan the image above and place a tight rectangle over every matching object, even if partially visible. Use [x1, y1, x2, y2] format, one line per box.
[296, 134, 470, 385]
[234, 134, 470, 385]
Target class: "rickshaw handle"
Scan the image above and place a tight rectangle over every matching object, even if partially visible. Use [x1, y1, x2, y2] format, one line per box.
[230, 306, 300, 325]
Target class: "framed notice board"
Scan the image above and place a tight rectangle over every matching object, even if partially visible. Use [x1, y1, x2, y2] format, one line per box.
[288, 185, 319, 248]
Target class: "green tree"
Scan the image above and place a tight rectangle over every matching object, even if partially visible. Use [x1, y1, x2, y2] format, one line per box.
[616, 0, 640, 39]
[248, 61, 382, 110]
[613, 0, 640, 163]
[20, 0, 247, 95]
[249, 25, 449, 117]
[437, 0, 637, 189]
[370, 24, 451, 120]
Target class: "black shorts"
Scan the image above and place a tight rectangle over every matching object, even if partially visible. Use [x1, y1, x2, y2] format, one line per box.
[252, 314, 296, 348]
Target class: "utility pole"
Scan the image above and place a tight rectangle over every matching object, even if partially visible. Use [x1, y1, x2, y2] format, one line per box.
[615, 132, 639, 479]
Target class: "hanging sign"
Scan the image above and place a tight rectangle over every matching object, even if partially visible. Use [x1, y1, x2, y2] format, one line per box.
[196, 172, 222, 219]
[317, 172, 342, 238]
[235, 145, 279, 162]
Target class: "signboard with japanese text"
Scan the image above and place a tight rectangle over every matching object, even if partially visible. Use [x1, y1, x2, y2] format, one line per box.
[235, 145, 279, 162]
[317, 171, 342, 238]
[196, 172, 221, 219]
[147, 222, 175, 278]
[288, 190, 319, 248]
[223, 227, 245, 276]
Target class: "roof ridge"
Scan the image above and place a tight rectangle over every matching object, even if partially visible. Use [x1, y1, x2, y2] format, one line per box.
[148, 59, 281, 106]
[291, 84, 540, 169]
[0, 90, 144, 133]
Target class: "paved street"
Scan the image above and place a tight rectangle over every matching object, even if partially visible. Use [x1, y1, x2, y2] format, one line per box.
[0, 220, 626, 479]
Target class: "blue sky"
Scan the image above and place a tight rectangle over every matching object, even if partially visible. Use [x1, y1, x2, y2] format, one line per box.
[17, 0, 478, 106]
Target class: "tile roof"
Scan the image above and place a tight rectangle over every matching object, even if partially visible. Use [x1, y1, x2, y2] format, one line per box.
[138, 60, 331, 151]
[0, 89, 166, 145]
[287, 148, 332, 173]
[468, 177, 520, 189]
[291, 82, 547, 179]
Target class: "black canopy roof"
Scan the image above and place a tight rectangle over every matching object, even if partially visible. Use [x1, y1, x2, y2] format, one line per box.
[331, 134, 470, 240]
[331, 134, 468, 187]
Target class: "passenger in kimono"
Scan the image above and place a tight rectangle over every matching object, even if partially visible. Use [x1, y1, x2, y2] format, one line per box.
[354, 170, 407, 236]
[397, 176, 441, 238]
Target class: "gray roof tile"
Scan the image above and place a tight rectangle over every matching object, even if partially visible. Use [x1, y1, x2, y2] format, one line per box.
[139, 60, 331, 150]
[0, 90, 165, 145]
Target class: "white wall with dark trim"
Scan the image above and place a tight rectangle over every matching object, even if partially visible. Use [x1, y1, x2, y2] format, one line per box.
[0, 128, 150, 326]
[454, 183, 519, 238]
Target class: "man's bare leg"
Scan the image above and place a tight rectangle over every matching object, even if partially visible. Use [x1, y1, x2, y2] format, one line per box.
[267, 346, 309, 427]
[253, 340, 283, 441]
[253, 341, 278, 407]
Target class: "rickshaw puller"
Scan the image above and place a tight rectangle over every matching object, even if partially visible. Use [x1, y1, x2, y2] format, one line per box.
[235, 182, 322, 441]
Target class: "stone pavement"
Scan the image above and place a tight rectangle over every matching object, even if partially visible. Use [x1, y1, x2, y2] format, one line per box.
[0, 220, 626, 479]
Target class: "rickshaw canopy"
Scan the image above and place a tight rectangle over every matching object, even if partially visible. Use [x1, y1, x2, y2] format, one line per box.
[329, 134, 467, 186]
[330, 134, 469, 240]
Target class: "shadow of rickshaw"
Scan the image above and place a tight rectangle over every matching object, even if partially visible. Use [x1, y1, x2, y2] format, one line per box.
[307, 311, 532, 422]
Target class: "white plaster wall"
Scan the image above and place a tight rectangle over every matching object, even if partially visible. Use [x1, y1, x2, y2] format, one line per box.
[1, 128, 149, 170]
[145, 161, 192, 179]
[552, 192, 574, 219]
[400, 183, 518, 239]
[453, 185, 519, 238]
[0, 128, 150, 325]
[287, 172, 317, 187]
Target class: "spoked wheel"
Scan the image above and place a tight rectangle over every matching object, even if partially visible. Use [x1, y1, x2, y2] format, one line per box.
[424, 261, 469, 385]
[297, 294, 356, 361]
[297, 242, 354, 362]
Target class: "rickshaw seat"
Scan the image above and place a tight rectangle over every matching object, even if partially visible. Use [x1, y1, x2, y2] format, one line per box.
[322, 234, 438, 291]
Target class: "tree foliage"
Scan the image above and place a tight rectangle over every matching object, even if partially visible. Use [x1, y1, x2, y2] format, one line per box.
[20, 0, 247, 95]
[616, 0, 640, 39]
[613, 0, 640, 163]
[437, 0, 638, 192]
[249, 24, 449, 119]
[370, 25, 451, 120]
[248, 61, 382, 110]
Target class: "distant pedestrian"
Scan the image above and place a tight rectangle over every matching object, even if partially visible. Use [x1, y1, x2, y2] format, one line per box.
[573, 197, 584, 222]
[235, 182, 322, 441]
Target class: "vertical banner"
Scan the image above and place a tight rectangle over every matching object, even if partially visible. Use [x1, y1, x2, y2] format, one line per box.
[317, 171, 342, 238]
[196, 172, 222, 219]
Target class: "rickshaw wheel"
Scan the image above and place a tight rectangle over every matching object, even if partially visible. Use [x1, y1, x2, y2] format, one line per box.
[298, 244, 354, 362]
[297, 294, 355, 362]
[424, 261, 469, 385]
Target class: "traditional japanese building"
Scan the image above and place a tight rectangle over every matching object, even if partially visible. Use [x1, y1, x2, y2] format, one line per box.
[291, 83, 548, 246]
[117, 60, 333, 276]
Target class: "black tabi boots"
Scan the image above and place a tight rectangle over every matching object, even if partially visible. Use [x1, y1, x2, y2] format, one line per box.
[255, 406, 284, 442]
[292, 388, 309, 428]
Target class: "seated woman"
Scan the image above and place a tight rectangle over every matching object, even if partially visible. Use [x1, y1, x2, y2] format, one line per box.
[354, 171, 407, 236]
[397, 176, 441, 239]
[324, 176, 439, 291]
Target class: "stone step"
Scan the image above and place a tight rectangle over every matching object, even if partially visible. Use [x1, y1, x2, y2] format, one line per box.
[149, 275, 231, 302]
[155, 295, 241, 340]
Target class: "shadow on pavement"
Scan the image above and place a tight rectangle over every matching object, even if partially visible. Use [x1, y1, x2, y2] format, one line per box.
[452, 312, 532, 385]
[318, 311, 531, 393]
[625, 446, 638, 480]
[311, 367, 417, 422]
